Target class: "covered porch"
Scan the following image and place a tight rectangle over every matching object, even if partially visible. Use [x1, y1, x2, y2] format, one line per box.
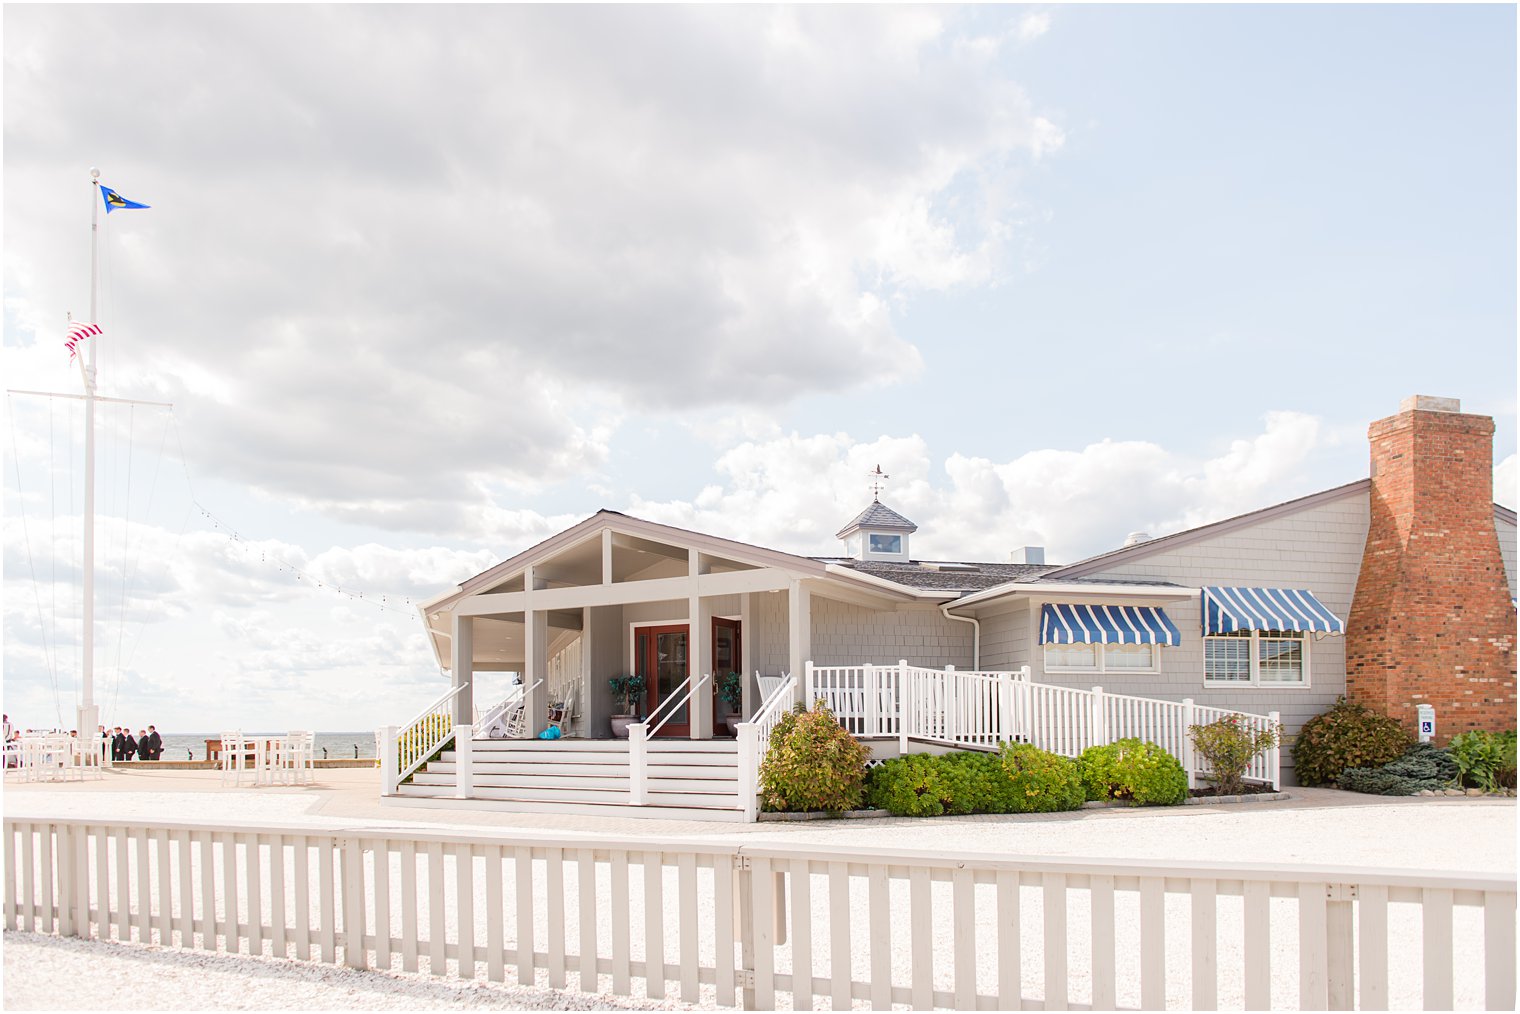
[416, 513, 926, 744]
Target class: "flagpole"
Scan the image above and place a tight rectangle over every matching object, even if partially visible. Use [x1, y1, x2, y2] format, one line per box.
[78, 167, 101, 738]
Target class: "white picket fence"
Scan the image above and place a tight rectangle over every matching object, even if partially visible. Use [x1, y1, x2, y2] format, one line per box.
[5, 816, 1514, 1010]
[806, 662, 1282, 789]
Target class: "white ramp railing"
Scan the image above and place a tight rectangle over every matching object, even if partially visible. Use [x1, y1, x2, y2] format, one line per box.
[806, 663, 1282, 790]
[628, 672, 713, 805]
[7, 815, 1514, 1011]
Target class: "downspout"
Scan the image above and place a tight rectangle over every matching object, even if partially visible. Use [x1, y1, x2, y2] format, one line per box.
[940, 602, 980, 670]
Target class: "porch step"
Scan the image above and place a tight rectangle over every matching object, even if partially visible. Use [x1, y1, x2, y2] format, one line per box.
[469, 738, 738, 753]
[395, 782, 739, 808]
[423, 764, 735, 789]
[383, 791, 749, 823]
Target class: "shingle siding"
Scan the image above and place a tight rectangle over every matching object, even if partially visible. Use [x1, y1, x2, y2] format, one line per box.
[1016, 492, 1373, 758]
[1498, 517, 1517, 600]
[810, 599, 974, 669]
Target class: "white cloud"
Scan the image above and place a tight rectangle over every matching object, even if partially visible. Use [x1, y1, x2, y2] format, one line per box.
[1495, 454, 1516, 509]
[4, 5, 1060, 531]
[626, 411, 1328, 564]
[1018, 12, 1052, 42]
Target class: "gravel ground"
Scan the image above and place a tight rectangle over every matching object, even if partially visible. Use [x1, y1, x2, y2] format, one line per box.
[2, 932, 696, 1011]
[4, 769, 1513, 1010]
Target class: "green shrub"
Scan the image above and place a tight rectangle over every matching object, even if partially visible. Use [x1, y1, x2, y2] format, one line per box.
[1338, 742, 1458, 796]
[997, 742, 1086, 813]
[1447, 730, 1518, 793]
[1077, 738, 1189, 805]
[1293, 697, 1411, 786]
[1189, 715, 1281, 796]
[864, 746, 1084, 817]
[759, 702, 870, 813]
[866, 754, 957, 817]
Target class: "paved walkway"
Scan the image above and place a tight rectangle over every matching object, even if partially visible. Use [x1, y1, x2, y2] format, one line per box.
[5, 766, 1514, 873]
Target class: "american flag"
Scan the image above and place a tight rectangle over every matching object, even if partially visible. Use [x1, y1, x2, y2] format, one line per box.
[65, 322, 102, 362]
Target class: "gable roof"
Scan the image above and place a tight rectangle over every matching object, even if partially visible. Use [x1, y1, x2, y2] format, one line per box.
[835, 500, 918, 539]
[815, 557, 1057, 593]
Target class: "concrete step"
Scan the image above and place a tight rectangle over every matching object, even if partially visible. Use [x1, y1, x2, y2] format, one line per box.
[385, 789, 749, 822]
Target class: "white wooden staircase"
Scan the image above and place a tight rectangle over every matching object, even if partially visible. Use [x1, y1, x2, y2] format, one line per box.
[395, 738, 748, 822]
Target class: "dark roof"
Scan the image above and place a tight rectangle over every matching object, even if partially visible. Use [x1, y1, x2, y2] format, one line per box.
[814, 557, 1059, 592]
[835, 500, 918, 539]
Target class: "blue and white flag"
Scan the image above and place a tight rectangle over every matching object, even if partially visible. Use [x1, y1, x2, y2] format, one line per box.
[99, 185, 150, 213]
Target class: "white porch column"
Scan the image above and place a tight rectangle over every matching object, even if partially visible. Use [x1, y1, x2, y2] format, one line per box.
[450, 613, 475, 728]
[691, 592, 715, 739]
[740, 593, 755, 719]
[525, 608, 549, 738]
[787, 580, 811, 682]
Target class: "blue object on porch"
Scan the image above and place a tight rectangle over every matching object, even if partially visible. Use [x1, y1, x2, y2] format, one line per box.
[538, 727, 562, 740]
[1040, 603, 1181, 646]
[1201, 586, 1345, 635]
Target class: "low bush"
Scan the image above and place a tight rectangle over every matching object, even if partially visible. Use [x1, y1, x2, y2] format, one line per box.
[1337, 742, 1458, 796]
[1077, 738, 1188, 806]
[1190, 715, 1281, 796]
[997, 742, 1086, 813]
[759, 702, 870, 813]
[864, 745, 1084, 817]
[1293, 697, 1411, 786]
[1448, 730, 1518, 793]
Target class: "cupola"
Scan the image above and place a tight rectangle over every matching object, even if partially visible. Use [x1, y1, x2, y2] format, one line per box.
[837, 467, 916, 561]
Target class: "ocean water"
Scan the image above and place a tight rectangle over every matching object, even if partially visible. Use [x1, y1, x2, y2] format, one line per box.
[118, 732, 377, 762]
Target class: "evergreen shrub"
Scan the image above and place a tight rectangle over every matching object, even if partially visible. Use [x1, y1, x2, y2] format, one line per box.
[758, 702, 870, 813]
[1337, 742, 1458, 796]
[1077, 738, 1189, 805]
[1293, 697, 1411, 786]
[864, 745, 1084, 817]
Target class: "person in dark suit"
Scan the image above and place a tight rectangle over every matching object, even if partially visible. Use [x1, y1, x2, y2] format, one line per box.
[144, 726, 163, 761]
[136, 730, 151, 761]
[121, 730, 137, 761]
[111, 728, 127, 762]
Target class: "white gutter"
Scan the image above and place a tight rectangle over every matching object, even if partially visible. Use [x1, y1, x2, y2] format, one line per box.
[939, 602, 981, 669]
[950, 581, 1201, 611]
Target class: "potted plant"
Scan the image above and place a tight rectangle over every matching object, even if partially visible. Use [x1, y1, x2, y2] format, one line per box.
[608, 673, 646, 739]
[717, 671, 745, 737]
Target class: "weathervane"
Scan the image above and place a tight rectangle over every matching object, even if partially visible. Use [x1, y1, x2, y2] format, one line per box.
[868, 464, 889, 501]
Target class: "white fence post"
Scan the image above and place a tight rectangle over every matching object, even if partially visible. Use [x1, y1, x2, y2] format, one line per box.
[1269, 710, 1282, 791]
[737, 724, 759, 822]
[865, 664, 877, 737]
[998, 672, 1013, 743]
[381, 726, 400, 796]
[898, 666, 911, 753]
[804, 661, 815, 708]
[1092, 686, 1106, 748]
[945, 665, 957, 743]
[1019, 667, 1033, 743]
[1181, 698, 1197, 789]
[454, 723, 473, 799]
[630, 724, 648, 805]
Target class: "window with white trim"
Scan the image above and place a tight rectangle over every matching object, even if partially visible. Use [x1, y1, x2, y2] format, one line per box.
[1044, 641, 1160, 674]
[1204, 629, 1308, 686]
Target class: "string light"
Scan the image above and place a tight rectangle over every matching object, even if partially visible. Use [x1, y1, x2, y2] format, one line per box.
[195, 504, 418, 616]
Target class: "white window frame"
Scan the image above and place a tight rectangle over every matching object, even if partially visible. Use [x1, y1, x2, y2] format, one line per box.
[860, 530, 910, 562]
[1203, 629, 1313, 688]
[1043, 641, 1162, 675]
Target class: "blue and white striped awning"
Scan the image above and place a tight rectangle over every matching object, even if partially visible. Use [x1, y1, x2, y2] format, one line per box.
[1040, 603, 1182, 646]
[1202, 586, 1345, 636]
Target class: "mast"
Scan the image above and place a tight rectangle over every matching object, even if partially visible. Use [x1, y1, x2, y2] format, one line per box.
[79, 167, 100, 738]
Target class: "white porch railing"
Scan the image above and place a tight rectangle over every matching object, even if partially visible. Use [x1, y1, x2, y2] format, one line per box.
[736, 672, 799, 821]
[382, 683, 468, 794]
[628, 672, 713, 805]
[805, 662, 1282, 790]
[472, 684, 524, 736]
[6, 814, 1514, 1011]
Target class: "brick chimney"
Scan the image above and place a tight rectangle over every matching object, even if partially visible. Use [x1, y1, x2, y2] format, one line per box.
[1345, 396, 1516, 739]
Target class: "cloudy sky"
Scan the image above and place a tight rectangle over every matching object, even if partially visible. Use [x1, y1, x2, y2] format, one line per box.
[4, 5, 1515, 733]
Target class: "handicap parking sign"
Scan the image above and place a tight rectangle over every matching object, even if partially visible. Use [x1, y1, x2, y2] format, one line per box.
[1420, 720, 1434, 734]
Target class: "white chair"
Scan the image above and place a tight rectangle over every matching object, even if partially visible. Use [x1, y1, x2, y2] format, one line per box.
[755, 672, 786, 707]
[547, 677, 580, 736]
[219, 731, 247, 786]
[286, 731, 316, 784]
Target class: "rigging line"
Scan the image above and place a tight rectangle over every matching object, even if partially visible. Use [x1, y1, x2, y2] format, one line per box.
[121, 432, 195, 680]
[48, 398, 60, 706]
[110, 404, 137, 707]
[6, 395, 64, 728]
[110, 405, 170, 701]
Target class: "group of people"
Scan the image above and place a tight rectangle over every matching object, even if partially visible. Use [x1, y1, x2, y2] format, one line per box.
[108, 725, 163, 761]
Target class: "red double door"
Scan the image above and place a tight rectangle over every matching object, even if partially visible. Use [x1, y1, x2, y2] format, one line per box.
[634, 617, 740, 737]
